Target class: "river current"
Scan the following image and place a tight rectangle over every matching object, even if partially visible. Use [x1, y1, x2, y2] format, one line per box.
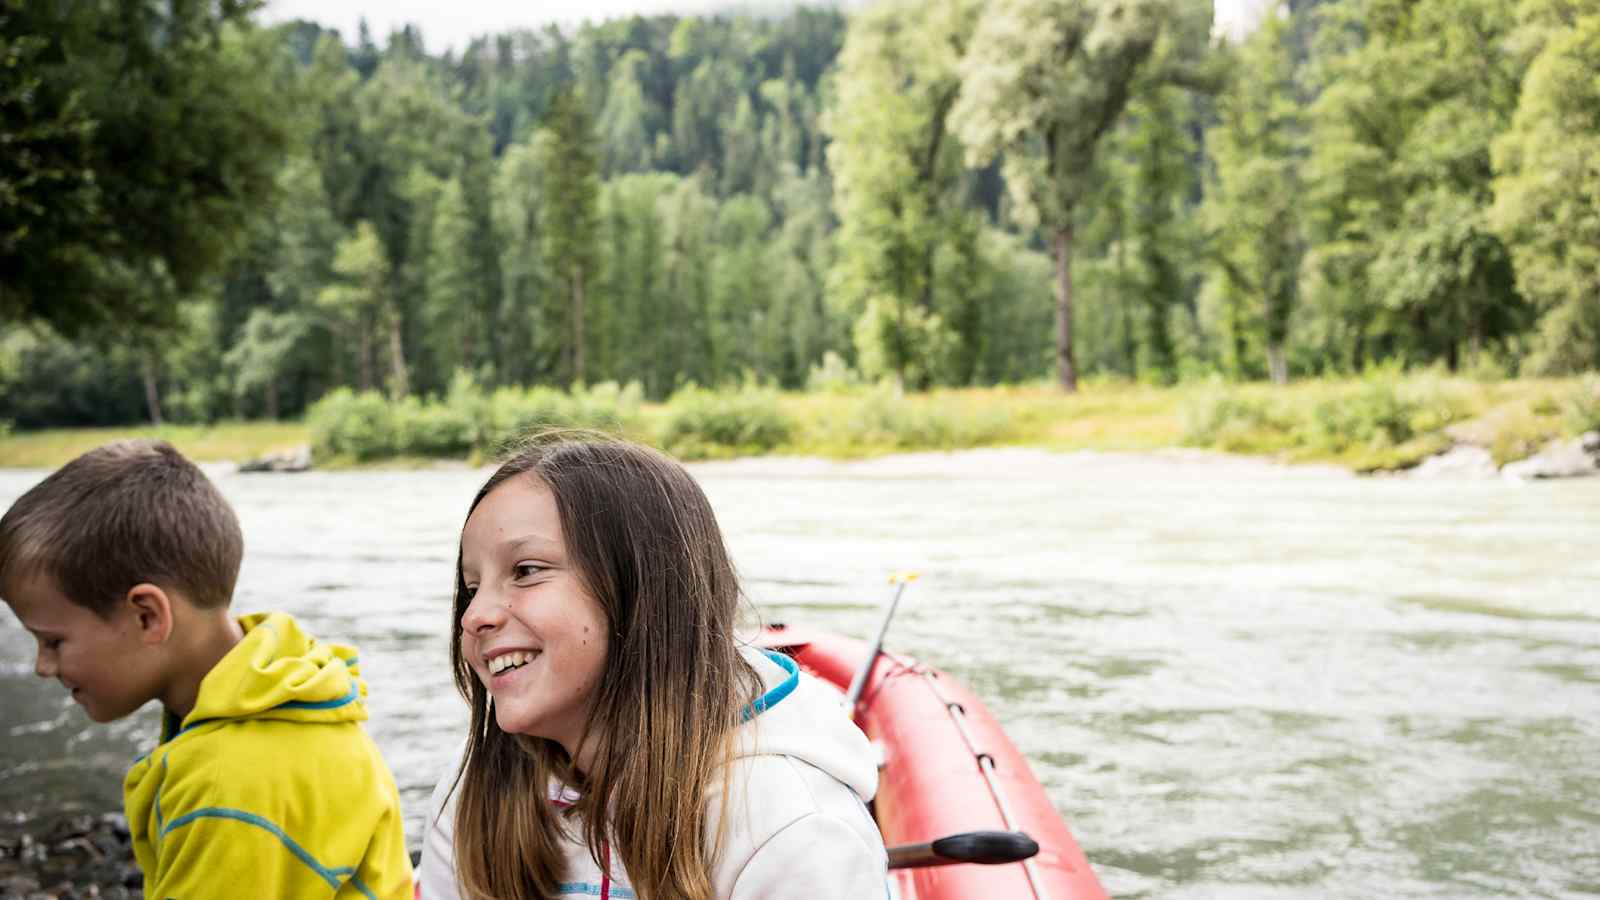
[2, 449, 1597, 898]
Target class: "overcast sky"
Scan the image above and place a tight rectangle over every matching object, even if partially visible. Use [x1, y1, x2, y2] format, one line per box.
[261, 0, 1268, 55]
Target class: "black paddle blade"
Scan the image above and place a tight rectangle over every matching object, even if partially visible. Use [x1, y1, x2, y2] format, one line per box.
[887, 829, 1040, 869]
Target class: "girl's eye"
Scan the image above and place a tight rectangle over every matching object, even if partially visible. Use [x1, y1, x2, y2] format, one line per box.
[512, 562, 545, 580]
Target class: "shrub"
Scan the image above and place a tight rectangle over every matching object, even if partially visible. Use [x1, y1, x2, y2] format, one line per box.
[1179, 387, 1288, 452]
[1566, 376, 1600, 434]
[566, 381, 643, 432]
[392, 397, 474, 457]
[486, 386, 578, 450]
[1486, 408, 1558, 466]
[660, 385, 792, 457]
[1399, 372, 1473, 434]
[805, 351, 863, 393]
[838, 386, 1012, 450]
[483, 381, 639, 452]
[307, 389, 396, 461]
[1310, 379, 1415, 451]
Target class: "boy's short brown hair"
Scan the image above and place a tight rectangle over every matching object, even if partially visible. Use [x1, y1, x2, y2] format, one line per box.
[0, 439, 242, 617]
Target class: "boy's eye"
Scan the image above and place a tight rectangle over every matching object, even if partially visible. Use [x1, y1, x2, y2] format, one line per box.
[462, 583, 478, 600]
[42, 638, 62, 651]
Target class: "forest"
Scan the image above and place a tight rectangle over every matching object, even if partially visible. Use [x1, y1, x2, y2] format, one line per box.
[1, 0, 1597, 431]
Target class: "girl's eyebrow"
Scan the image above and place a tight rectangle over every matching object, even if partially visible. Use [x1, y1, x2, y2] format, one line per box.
[462, 534, 560, 575]
[500, 533, 559, 554]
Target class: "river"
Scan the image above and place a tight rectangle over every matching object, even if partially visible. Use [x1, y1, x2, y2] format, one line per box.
[2, 449, 1597, 898]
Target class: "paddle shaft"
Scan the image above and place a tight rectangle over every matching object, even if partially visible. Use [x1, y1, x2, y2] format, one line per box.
[843, 576, 912, 710]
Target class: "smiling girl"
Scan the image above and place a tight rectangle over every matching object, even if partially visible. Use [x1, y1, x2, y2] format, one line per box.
[418, 435, 886, 900]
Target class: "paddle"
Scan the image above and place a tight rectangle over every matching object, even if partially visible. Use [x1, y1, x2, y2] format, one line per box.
[843, 571, 919, 711]
[886, 829, 1040, 870]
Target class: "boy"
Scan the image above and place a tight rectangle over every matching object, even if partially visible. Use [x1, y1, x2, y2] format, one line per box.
[0, 439, 413, 899]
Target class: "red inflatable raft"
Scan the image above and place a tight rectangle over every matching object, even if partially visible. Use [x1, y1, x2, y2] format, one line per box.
[755, 624, 1109, 900]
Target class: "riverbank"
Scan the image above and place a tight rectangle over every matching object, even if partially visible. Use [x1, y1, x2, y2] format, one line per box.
[0, 813, 139, 899]
[2, 375, 1595, 474]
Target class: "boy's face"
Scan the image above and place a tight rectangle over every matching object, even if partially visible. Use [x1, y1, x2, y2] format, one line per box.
[3, 572, 160, 722]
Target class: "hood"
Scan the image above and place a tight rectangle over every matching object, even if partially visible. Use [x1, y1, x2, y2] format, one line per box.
[736, 646, 878, 803]
[169, 611, 367, 738]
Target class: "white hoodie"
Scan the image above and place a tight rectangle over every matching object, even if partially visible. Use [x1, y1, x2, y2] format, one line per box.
[418, 648, 887, 899]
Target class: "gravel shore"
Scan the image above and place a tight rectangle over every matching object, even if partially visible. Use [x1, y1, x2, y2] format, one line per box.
[0, 813, 141, 900]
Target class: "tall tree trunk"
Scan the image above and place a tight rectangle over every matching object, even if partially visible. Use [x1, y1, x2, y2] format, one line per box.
[1117, 234, 1135, 376]
[358, 324, 373, 393]
[462, 302, 477, 377]
[1053, 224, 1078, 393]
[141, 353, 164, 426]
[266, 379, 280, 421]
[1267, 342, 1288, 385]
[572, 263, 586, 385]
[386, 305, 409, 399]
[331, 327, 348, 390]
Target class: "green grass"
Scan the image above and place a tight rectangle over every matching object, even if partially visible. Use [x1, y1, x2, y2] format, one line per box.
[0, 421, 309, 469]
[4, 375, 1594, 472]
[1174, 374, 1594, 471]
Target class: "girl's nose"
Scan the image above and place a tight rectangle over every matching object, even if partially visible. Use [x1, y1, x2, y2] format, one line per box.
[460, 590, 504, 634]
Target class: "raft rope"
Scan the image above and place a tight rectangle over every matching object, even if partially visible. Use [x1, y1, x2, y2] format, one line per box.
[916, 667, 1052, 900]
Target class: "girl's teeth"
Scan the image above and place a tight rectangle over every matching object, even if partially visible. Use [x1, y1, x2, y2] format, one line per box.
[489, 651, 536, 674]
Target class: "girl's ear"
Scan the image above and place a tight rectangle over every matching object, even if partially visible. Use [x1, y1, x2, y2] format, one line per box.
[125, 583, 175, 644]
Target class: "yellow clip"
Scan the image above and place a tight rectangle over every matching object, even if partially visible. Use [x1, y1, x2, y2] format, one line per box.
[888, 571, 921, 584]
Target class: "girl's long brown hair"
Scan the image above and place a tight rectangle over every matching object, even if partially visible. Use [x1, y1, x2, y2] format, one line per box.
[448, 433, 761, 900]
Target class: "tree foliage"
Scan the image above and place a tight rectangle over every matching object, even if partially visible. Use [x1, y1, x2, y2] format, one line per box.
[1490, 3, 1600, 372]
[951, 0, 1214, 391]
[0, 0, 296, 336]
[1204, 4, 1304, 383]
[6, 1, 1600, 431]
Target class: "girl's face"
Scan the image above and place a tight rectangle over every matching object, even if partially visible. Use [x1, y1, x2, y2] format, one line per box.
[459, 476, 609, 761]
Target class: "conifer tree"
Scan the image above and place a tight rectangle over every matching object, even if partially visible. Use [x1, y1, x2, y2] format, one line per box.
[539, 89, 602, 385]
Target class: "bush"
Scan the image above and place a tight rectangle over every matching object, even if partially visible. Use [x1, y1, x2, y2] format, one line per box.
[307, 389, 396, 461]
[1179, 387, 1290, 452]
[1566, 376, 1600, 434]
[1310, 379, 1416, 451]
[484, 381, 640, 452]
[660, 385, 792, 458]
[1486, 407, 1558, 466]
[805, 351, 863, 393]
[486, 386, 579, 450]
[392, 397, 474, 457]
[1176, 369, 1475, 464]
[839, 386, 1012, 450]
[567, 381, 643, 432]
[305, 378, 647, 463]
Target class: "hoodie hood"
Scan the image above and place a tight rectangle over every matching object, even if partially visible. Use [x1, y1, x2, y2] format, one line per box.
[736, 647, 878, 803]
[167, 611, 367, 739]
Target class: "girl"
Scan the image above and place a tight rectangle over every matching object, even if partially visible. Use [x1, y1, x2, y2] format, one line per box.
[419, 435, 886, 900]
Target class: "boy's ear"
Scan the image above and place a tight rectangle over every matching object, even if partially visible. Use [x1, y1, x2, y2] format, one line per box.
[125, 583, 175, 644]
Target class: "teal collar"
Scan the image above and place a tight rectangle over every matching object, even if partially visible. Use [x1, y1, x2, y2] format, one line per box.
[741, 650, 799, 722]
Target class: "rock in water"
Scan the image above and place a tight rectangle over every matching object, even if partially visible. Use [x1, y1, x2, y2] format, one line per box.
[1501, 432, 1600, 481]
[238, 444, 313, 473]
[1409, 445, 1499, 479]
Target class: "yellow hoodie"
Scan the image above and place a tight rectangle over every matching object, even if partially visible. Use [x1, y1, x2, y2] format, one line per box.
[124, 612, 413, 899]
